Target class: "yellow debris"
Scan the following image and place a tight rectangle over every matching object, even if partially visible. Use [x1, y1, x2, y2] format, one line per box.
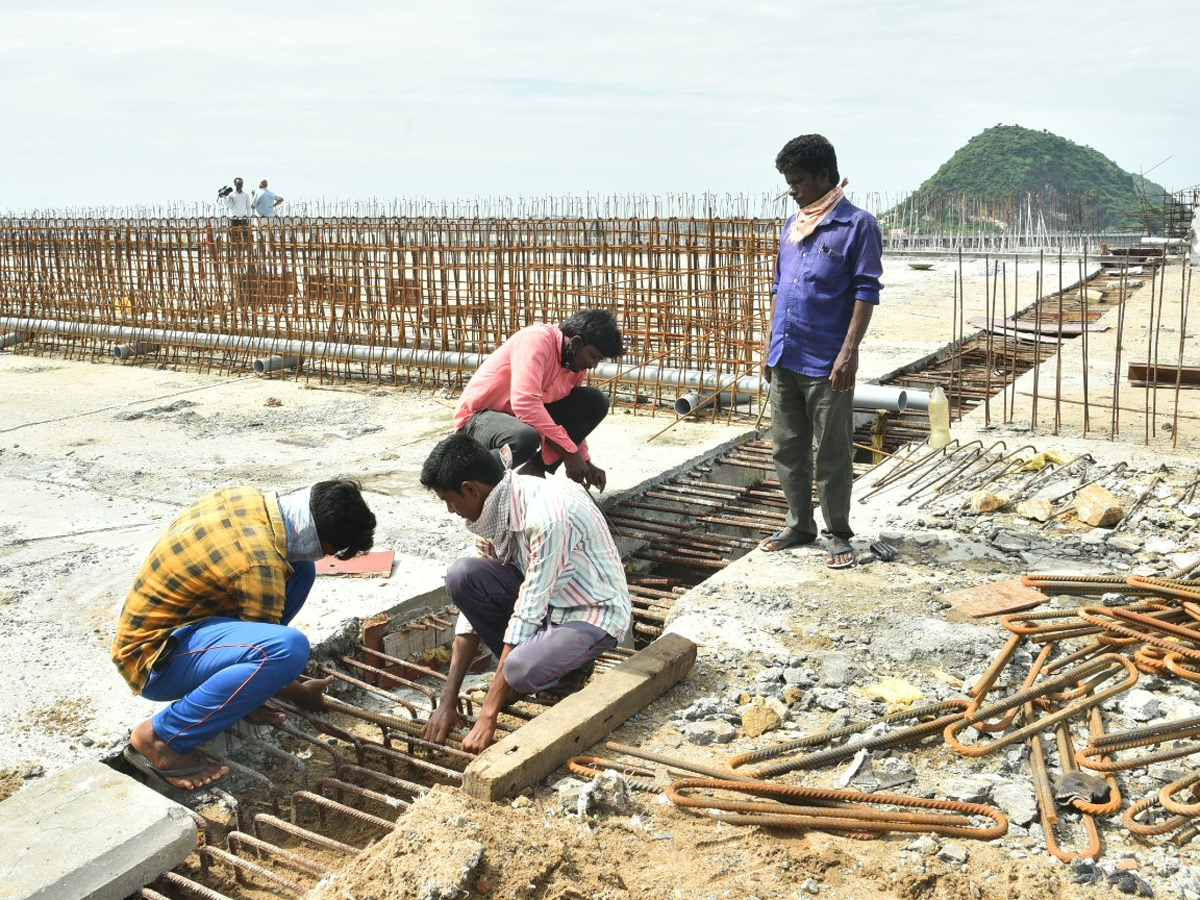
[863, 676, 924, 707]
[1017, 450, 1073, 472]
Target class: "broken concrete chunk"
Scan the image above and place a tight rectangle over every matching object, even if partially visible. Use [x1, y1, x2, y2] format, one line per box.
[1120, 689, 1160, 722]
[1107, 536, 1141, 554]
[942, 776, 994, 804]
[938, 842, 969, 865]
[1144, 536, 1179, 555]
[815, 651, 858, 687]
[1074, 484, 1124, 527]
[683, 720, 736, 745]
[992, 780, 1039, 826]
[1015, 498, 1054, 522]
[971, 490, 1009, 513]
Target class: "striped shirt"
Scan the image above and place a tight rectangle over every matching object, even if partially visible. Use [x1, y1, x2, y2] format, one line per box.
[502, 474, 630, 646]
[111, 486, 292, 692]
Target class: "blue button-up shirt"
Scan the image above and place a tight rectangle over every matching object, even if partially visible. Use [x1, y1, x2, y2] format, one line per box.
[253, 189, 279, 217]
[767, 198, 883, 378]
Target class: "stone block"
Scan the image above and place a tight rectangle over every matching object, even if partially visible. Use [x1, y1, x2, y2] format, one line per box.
[1074, 484, 1124, 528]
[1015, 498, 1053, 522]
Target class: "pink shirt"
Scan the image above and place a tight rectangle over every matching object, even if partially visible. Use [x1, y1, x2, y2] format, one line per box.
[453, 324, 589, 463]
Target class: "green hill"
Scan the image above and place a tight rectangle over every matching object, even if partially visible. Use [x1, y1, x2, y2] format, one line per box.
[898, 125, 1168, 232]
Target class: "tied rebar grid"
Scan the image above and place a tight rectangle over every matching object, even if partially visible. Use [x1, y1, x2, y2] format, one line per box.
[14, 186, 1168, 253]
[136, 636, 638, 900]
[0, 216, 778, 421]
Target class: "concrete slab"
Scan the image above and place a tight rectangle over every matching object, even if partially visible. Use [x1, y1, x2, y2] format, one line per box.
[0, 760, 197, 900]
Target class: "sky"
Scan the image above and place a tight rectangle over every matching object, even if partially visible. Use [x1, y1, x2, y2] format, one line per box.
[2, 0, 1197, 213]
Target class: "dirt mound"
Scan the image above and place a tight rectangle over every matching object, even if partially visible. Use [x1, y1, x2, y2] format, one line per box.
[309, 784, 1091, 900]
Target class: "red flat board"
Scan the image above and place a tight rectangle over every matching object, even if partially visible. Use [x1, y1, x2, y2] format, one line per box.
[945, 578, 1047, 618]
[316, 550, 395, 577]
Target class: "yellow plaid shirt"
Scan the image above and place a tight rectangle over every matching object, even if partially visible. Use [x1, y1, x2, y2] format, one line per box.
[112, 486, 293, 693]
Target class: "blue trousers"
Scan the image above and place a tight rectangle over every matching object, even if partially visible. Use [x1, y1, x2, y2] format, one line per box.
[141, 561, 316, 752]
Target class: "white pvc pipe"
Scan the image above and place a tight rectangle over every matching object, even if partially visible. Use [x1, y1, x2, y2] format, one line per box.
[2, 315, 918, 412]
[253, 354, 299, 374]
[0, 332, 24, 350]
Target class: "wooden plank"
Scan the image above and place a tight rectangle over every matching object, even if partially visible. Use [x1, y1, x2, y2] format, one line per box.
[967, 316, 1108, 336]
[945, 578, 1047, 618]
[1128, 362, 1200, 389]
[462, 632, 697, 801]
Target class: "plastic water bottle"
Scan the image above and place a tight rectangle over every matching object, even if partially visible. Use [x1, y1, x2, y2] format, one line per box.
[927, 384, 952, 449]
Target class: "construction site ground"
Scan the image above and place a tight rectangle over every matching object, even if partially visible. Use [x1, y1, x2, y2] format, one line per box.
[2, 256, 1198, 899]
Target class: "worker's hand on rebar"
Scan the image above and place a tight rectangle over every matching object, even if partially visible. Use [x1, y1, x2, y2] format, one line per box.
[584, 462, 607, 493]
[420, 703, 462, 745]
[562, 451, 590, 484]
[462, 716, 499, 754]
[285, 674, 335, 711]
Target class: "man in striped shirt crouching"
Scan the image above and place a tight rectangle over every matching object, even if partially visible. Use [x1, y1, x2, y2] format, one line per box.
[419, 434, 631, 753]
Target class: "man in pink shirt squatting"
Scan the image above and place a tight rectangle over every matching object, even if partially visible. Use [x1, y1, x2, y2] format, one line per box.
[452, 309, 625, 492]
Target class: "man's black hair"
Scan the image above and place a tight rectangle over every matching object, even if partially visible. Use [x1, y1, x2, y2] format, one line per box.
[310, 479, 376, 560]
[775, 134, 840, 183]
[561, 309, 625, 358]
[420, 434, 505, 492]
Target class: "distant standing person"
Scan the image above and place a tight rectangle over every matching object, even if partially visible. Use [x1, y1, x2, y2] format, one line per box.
[453, 309, 625, 492]
[758, 134, 883, 569]
[221, 177, 252, 226]
[253, 179, 285, 217]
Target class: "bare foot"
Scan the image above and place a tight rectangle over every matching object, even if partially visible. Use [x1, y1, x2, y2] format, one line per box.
[246, 705, 287, 725]
[129, 719, 229, 791]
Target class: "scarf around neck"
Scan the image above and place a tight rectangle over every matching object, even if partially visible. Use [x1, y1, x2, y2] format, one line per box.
[279, 486, 325, 561]
[787, 178, 849, 244]
[467, 469, 516, 563]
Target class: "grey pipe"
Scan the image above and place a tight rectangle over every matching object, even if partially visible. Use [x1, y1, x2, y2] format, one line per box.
[674, 392, 744, 416]
[0, 332, 24, 350]
[253, 354, 300, 374]
[3, 316, 914, 411]
[112, 342, 159, 360]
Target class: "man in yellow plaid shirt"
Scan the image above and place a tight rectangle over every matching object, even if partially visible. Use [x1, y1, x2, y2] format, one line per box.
[113, 480, 376, 790]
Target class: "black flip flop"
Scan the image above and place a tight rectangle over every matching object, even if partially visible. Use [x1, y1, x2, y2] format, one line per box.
[123, 745, 227, 791]
[824, 538, 855, 569]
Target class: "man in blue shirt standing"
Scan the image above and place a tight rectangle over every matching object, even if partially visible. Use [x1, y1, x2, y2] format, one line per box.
[252, 179, 285, 217]
[759, 134, 883, 569]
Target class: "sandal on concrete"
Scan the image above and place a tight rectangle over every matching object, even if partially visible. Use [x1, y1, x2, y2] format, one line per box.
[123, 745, 226, 791]
[825, 538, 855, 569]
[759, 530, 817, 553]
